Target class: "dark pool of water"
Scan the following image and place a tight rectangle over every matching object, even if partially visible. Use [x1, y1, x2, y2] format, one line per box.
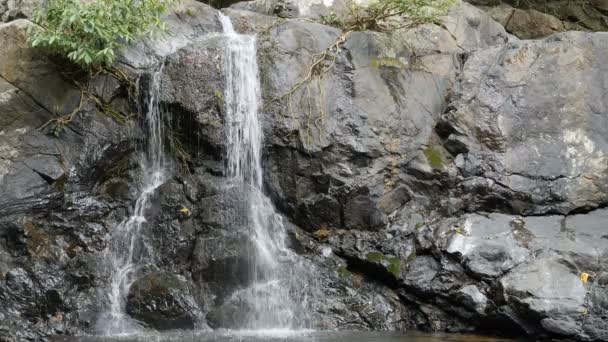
[54, 330, 525, 342]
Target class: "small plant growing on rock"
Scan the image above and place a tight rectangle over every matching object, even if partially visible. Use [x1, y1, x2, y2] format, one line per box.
[276, 0, 454, 151]
[329, 0, 456, 31]
[30, 0, 174, 134]
[313, 225, 331, 241]
[29, 0, 174, 68]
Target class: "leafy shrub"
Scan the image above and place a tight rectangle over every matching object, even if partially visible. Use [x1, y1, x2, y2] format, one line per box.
[323, 0, 455, 31]
[29, 0, 174, 67]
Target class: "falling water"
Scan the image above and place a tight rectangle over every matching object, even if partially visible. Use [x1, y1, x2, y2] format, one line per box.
[218, 14, 311, 330]
[97, 66, 168, 335]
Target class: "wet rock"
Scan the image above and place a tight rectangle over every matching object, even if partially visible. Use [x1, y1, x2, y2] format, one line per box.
[0, 19, 80, 115]
[328, 229, 415, 284]
[298, 237, 411, 331]
[457, 285, 488, 315]
[0, 127, 65, 216]
[119, 0, 221, 69]
[440, 32, 608, 215]
[160, 36, 226, 161]
[441, 214, 530, 279]
[257, 16, 451, 232]
[191, 229, 256, 298]
[500, 258, 586, 335]
[0, 78, 49, 130]
[126, 271, 201, 330]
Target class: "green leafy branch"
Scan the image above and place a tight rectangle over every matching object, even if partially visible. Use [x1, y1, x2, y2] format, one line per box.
[28, 0, 175, 68]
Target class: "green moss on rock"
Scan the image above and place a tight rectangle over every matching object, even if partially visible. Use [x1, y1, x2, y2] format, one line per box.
[370, 57, 406, 69]
[366, 251, 385, 262]
[337, 266, 351, 278]
[386, 256, 401, 277]
[424, 146, 443, 169]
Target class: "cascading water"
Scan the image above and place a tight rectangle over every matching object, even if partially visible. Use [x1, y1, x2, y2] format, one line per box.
[218, 14, 312, 331]
[97, 66, 168, 335]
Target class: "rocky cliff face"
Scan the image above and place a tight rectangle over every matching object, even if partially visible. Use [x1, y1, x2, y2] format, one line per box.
[0, 0, 606, 341]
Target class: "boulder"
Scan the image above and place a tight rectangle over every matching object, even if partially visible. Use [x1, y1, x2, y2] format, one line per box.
[440, 32, 608, 215]
[500, 258, 586, 336]
[126, 271, 202, 330]
[508, 9, 564, 38]
[404, 207, 608, 339]
[442, 213, 530, 279]
[441, 1, 514, 52]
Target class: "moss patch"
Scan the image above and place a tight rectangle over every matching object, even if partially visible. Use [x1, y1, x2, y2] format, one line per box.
[424, 146, 443, 169]
[366, 251, 385, 262]
[386, 256, 401, 277]
[370, 57, 407, 69]
[337, 266, 351, 278]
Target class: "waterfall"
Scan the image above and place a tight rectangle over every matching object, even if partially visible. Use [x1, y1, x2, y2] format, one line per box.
[97, 66, 168, 335]
[218, 14, 312, 330]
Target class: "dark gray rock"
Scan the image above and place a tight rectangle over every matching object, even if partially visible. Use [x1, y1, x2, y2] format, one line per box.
[126, 271, 202, 330]
[0, 78, 49, 130]
[119, 0, 222, 69]
[441, 213, 530, 279]
[0, 19, 81, 116]
[440, 31, 608, 215]
[160, 36, 226, 162]
[0, 127, 65, 217]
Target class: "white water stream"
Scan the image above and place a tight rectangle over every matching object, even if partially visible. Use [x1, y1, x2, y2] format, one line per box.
[219, 14, 311, 330]
[97, 67, 168, 336]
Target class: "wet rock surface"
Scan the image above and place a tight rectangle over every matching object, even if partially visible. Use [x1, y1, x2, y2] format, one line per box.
[0, 0, 607, 341]
[126, 272, 201, 330]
